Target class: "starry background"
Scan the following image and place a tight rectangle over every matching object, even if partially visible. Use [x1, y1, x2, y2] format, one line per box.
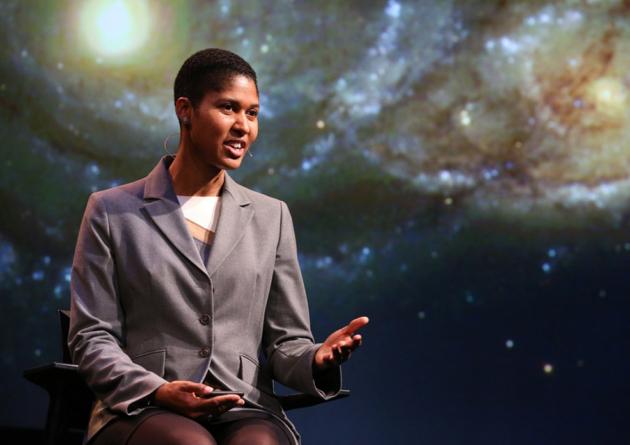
[1, 0, 630, 443]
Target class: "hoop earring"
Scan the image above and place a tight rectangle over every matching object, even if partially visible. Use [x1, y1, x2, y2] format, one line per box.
[163, 133, 179, 156]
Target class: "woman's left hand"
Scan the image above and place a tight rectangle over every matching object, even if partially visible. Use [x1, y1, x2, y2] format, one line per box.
[313, 316, 369, 370]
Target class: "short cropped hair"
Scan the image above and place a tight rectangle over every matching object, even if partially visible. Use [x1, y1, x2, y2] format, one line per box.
[173, 48, 258, 108]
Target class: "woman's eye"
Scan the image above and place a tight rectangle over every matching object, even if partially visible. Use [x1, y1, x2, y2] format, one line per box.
[247, 109, 258, 118]
[221, 103, 234, 112]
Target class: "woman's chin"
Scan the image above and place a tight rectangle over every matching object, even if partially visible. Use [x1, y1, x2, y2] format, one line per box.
[219, 157, 244, 170]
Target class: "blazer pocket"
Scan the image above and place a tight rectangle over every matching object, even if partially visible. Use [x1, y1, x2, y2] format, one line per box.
[239, 354, 274, 395]
[131, 348, 166, 377]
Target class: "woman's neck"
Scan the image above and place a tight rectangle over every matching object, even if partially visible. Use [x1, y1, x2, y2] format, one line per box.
[168, 145, 225, 197]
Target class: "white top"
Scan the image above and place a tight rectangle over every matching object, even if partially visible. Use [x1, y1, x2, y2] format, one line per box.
[176, 195, 221, 232]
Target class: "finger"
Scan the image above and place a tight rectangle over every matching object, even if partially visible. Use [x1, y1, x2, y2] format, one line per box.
[196, 396, 244, 416]
[334, 337, 359, 353]
[196, 394, 243, 409]
[332, 345, 347, 364]
[176, 381, 213, 395]
[343, 316, 370, 335]
[350, 334, 362, 349]
[323, 348, 338, 364]
[217, 399, 243, 414]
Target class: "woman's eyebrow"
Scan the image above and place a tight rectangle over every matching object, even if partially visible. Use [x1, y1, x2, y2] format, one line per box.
[217, 97, 259, 108]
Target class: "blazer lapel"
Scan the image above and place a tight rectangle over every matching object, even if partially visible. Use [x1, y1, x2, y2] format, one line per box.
[141, 156, 210, 280]
[205, 173, 254, 277]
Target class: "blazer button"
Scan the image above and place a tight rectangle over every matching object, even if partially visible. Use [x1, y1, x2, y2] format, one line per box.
[198, 347, 210, 358]
[199, 314, 210, 325]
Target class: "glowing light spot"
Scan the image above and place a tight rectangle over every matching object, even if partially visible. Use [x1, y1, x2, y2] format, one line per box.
[499, 36, 520, 55]
[547, 248, 556, 258]
[88, 163, 100, 175]
[385, 0, 401, 19]
[505, 339, 515, 349]
[315, 256, 333, 269]
[459, 109, 471, 126]
[260, 44, 269, 54]
[32, 270, 44, 281]
[538, 12, 552, 24]
[543, 363, 554, 374]
[587, 77, 627, 116]
[316, 120, 326, 129]
[482, 168, 500, 181]
[444, 197, 453, 206]
[79, 0, 151, 58]
[541, 262, 551, 273]
[417, 311, 426, 320]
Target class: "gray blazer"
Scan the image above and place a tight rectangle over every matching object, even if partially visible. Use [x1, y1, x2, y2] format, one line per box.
[68, 156, 340, 443]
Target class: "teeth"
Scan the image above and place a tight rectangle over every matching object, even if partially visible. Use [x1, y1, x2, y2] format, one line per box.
[234, 142, 242, 149]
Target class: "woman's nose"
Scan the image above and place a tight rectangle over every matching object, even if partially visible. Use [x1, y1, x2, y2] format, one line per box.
[232, 112, 249, 134]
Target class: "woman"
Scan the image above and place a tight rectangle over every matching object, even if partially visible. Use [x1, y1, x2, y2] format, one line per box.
[68, 48, 368, 445]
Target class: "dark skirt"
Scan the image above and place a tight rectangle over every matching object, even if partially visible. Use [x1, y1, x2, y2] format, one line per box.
[89, 405, 298, 445]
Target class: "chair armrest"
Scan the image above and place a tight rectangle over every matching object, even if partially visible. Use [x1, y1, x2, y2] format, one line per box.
[23, 362, 93, 402]
[277, 389, 350, 411]
[23, 362, 349, 412]
[23, 362, 94, 441]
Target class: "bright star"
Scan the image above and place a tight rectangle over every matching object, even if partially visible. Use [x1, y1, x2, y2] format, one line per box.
[79, 0, 151, 58]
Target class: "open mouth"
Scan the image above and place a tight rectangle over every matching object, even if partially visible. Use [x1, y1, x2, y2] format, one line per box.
[223, 140, 247, 158]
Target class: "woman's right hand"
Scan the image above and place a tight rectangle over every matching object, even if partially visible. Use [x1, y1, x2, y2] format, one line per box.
[153, 380, 244, 418]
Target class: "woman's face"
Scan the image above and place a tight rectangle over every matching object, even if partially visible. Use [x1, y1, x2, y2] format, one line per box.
[187, 75, 259, 171]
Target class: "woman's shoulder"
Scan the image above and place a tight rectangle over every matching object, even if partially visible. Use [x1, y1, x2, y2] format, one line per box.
[88, 177, 147, 209]
[225, 174, 286, 209]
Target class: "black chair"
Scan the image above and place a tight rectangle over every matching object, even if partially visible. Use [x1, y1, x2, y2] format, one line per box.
[24, 310, 349, 445]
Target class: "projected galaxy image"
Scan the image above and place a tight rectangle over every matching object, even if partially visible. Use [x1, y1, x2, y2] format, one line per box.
[1, 1, 630, 443]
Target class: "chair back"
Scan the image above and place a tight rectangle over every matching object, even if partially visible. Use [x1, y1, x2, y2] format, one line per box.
[59, 310, 72, 363]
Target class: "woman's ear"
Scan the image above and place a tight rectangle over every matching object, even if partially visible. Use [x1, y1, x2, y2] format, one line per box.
[175, 97, 192, 127]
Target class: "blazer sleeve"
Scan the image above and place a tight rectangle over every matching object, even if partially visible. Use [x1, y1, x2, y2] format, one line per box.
[262, 200, 341, 398]
[68, 192, 167, 414]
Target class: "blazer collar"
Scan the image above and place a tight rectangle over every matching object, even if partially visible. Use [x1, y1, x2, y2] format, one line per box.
[143, 156, 251, 206]
[142, 156, 254, 279]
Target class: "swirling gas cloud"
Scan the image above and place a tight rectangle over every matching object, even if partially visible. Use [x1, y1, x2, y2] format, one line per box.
[0, 0, 629, 313]
[2, 0, 630, 310]
[323, 1, 630, 221]
[4, 0, 629, 226]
